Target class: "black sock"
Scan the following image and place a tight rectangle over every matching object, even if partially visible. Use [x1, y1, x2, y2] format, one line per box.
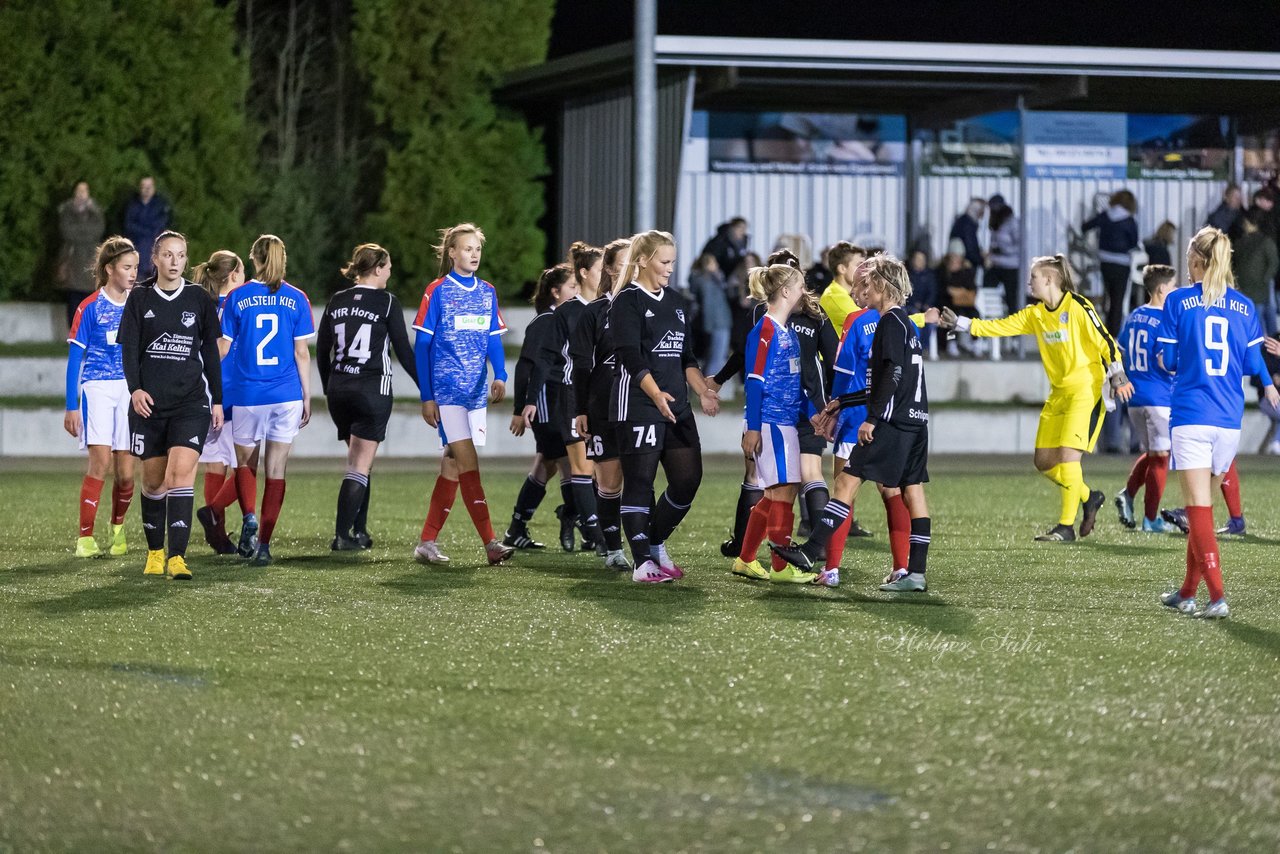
[732, 482, 764, 544]
[166, 487, 195, 558]
[620, 503, 651, 567]
[141, 490, 167, 551]
[805, 499, 850, 556]
[908, 517, 931, 576]
[596, 487, 623, 551]
[802, 481, 829, 530]
[570, 475, 603, 544]
[650, 490, 693, 547]
[336, 471, 369, 538]
[510, 474, 546, 528]
[353, 472, 371, 534]
[560, 479, 576, 521]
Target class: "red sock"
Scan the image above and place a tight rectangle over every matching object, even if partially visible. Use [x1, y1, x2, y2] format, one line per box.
[421, 476, 459, 541]
[209, 470, 238, 511]
[1186, 505, 1223, 601]
[258, 478, 286, 545]
[768, 501, 794, 571]
[739, 497, 774, 561]
[79, 476, 105, 537]
[826, 513, 853, 570]
[883, 492, 911, 572]
[1143, 455, 1168, 522]
[1220, 460, 1242, 518]
[458, 470, 495, 543]
[1125, 453, 1150, 499]
[203, 471, 223, 507]
[235, 466, 258, 515]
[111, 480, 134, 525]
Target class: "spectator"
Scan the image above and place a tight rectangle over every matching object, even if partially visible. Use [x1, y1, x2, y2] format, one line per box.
[948, 198, 986, 271]
[1256, 338, 1280, 455]
[700, 217, 749, 282]
[937, 242, 978, 357]
[56, 180, 105, 326]
[1234, 208, 1279, 336]
[689, 253, 732, 376]
[907, 250, 937, 313]
[805, 245, 833, 294]
[985, 194, 1020, 313]
[1143, 220, 1177, 268]
[124, 176, 172, 278]
[1205, 183, 1243, 237]
[1082, 189, 1139, 335]
[1249, 188, 1279, 245]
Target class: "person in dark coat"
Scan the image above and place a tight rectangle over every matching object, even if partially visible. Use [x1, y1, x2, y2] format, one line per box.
[948, 198, 986, 271]
[699, 218, 749, 282]
[1205, 184, 1243, 238]
[56, 181, 105, 326]
[124, 176, 172, 278]
[1082, 189, 1139, 334]
[1143, 221, 1176, 268]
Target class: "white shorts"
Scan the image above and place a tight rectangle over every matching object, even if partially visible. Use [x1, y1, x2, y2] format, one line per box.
[79, 379, 131, 451]
[199, 417, 237, 466]
[1128, 405, 1172, 453]
[438, 404, 488, 448]
[754, 423, 800, 488]
[1170, 424, 1241, 475]
[233, 401, 304, 445]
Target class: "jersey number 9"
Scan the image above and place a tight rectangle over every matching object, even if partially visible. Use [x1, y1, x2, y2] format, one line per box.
[1204, 317, 1229, 377]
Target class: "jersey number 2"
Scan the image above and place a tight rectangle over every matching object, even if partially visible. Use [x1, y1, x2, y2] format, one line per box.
[256, 314, 279, 366]
[1204, 317, 1229, 377]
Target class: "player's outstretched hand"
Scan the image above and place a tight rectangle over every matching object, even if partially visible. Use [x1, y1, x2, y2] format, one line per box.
[211, 405, 224, 432]
[489, 379, 506, 404]
[699, 387, 720, 417]
[63, 409, 82, 438]
[421, 400, 439, 427]
[923, 307, 941, 325]
[652, 391, 677, 423]
[857, 420, 876, 446]
[509, 414, 526, 437]
[1114, 381, 1134, 403]
[811, 410, 834, 440]
[1266, 384, 1280, 408]
[741, 429, 762, 458]
[131, 389, 154, 417]
[1264, 337, 1280, 357]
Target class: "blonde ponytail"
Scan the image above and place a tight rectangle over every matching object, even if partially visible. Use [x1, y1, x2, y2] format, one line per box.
[1189, 226, 1234, 306]
[250, 234, 287, 292]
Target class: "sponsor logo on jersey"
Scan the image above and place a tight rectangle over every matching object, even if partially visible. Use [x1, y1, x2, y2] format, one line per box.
[181, 311, 196, 328]
[675, 309, 685, 324]
[645, 310, 655, 318]
[146, 331, 195, 359]
[453, 314, 488, 331]
[1042, 329, 1071, 344]
[144, 310, 156, 318]
[1060, 312, 1069, 324]
[652, 330, 684, 354]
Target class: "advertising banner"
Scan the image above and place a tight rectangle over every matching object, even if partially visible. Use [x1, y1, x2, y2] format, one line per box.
[918, 111, 1020, 178]
[1024, 112, 1127, 179]
[705, 112, 906, 176]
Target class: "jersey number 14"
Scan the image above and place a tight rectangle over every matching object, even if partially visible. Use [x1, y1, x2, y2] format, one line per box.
[335, 323, 373, 364]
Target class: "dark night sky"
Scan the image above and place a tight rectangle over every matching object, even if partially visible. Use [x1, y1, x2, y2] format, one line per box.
[549, 0, 1279, 58]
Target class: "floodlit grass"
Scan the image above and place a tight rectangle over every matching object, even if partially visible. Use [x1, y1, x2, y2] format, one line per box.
[2, 455, 1279, 851]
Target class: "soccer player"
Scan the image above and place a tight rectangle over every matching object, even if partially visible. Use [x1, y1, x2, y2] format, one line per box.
[732, 264, 818, 583]
[117, 230, 223, 580]
[64, 236, 138, 558]
[570, 238, 633, 571]
[939, 254, 1132, 542]
[609, 230, 719, 583]
[413, 223, 514, 567]
[773, 254, 933, 592]
[218, 234, 315, 566]
[316, 243, 418, 551]
[1157, 226, 1278, 618]
[818, 241, 868, 331]
[1115, 265, 1178, 533]
[505, 264, 577, 551]
[191, 250, 245, 554]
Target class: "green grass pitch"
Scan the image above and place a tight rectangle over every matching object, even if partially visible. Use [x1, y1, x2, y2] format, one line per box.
[2, 455, 1279, 851]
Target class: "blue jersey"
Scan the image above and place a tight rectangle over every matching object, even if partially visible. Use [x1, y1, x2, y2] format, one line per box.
[744, 314, 803, 430]
[1157, 283, 1267, 429]
[413, 273, 509, 409]
[220, 280, 315, 406]
[1119, 305, 1173, 408]
[833, 307, 878, 433]
[68, 290, 126, 382]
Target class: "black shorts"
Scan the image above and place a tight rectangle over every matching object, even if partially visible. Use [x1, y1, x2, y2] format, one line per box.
[553, 394, 584, 447]
[327, 383, 393, 443]
[532, 420, 568, 459]
[616, 410, 701, 456]
[843, 421, 929, 488]
[797, 416, 827, 456]
[129, 407, 210, 460]
[583, 414, 620, 461]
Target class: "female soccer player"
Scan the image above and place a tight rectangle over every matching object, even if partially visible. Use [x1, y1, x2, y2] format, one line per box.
[1114, 265, 1178, 533]
[505, 264, 577, 551]
[118, 230, 223, 579]
[570, 238, 633, 571]
[1158, 227, 1278, 618]
[191, 250, 245, 555]
[939, 255, 1133, 542]
[610, 230, 719, 583]
[218, 234, 314, 566]
[316, 243, 418, 551]
[413, 223, 514, 567]
[732, 264, 817, 583]
[65, 236, 138, 558]
[773, 254, 933, 592]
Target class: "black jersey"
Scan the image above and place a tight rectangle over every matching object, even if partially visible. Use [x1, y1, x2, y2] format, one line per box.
[548, 295, 590, 387]
[316, 285, 418, 397]
[118, 279, 222, 416]
[512, 309, 559, 422]
[570, 295, 614, 422]
[609, 284, 698, 423]
[717, 302, 835, 412]
[866, 306, 929, 429]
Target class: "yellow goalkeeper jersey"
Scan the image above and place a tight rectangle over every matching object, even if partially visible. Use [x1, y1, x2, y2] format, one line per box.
[969, 292, 1119, 390]
[820, 282, 858, 330]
